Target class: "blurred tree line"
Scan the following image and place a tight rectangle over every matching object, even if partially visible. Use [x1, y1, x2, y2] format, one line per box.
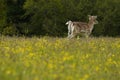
[0, 0, 120, 37]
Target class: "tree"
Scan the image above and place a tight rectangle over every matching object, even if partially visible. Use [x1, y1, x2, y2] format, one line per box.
[0, 0, 7, 33]
[93, 0, 120, 36]
[6, 0, 25, 34]
[1, 0, 120, 37]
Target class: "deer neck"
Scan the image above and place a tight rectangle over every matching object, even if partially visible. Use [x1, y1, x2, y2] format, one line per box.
[88, 20, 95, 31]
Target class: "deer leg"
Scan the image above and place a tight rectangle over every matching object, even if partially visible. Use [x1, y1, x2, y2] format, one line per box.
[67, 30, 71, 38]
[67, 28, 70, 38]
[69, 30, 77, 39]
[85, 33, 88, 38]
[68, 25, 76, 39]
[67, 31, 71, 38]
[85, 31, 90, 38]
[69, 33, 77, 39]
[67, 23, 73, 38]
[86, 31, 91, 38]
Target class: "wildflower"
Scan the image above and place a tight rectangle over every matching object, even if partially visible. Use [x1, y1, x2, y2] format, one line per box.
[80, 74, 89, 80]
[29, 53, 34, 57]
[85, 54, 89, 58]
[18, 47, 25, 54]
[112, 54, 115, 57]
[95, 66, 100, 71]
[70, 63, 76, 68]
[48, 63, 54, 69]
[63, 55, 74, 61]
[6, 70, 11, 75]
[107, 58, 112, 62]
[4, 47, 10, 50]
[113, 61, 118, 67]
[84, 74, 89, 79]
[4, 52, 10, 58]
[66, 76, 73, 80]
[101, 47, 105, 51]
[34, 76, 39, 80]
[53, 74, 58, 79]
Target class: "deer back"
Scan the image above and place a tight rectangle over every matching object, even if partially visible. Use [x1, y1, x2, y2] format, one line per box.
[72, 22, 90, 33]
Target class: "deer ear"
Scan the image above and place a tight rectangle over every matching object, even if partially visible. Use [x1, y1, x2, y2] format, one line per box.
[88, 15, 92, 20]
[88, 15, 91, 17]
[94, 16, 97, 18]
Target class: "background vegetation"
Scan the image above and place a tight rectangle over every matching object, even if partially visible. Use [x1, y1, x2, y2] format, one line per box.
[0, 37, 120, 80]
[0, 0, 120, 37]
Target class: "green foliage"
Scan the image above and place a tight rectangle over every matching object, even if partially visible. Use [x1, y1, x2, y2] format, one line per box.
[0, 0, 120, 36]
[93, 0, 120, 36]
[23, 0, 120, 37]
[0, 0, 7, 33]
[2, 24, 18, 36]
[0, 0, 25, 35]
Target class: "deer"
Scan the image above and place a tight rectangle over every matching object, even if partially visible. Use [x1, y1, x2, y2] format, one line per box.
[66, 15, 98, 38]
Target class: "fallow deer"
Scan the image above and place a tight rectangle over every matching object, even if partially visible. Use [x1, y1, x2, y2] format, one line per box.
[66, 15, 98, 38]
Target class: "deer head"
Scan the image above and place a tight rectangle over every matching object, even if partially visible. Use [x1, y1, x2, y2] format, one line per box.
[88, 15, 98, 24]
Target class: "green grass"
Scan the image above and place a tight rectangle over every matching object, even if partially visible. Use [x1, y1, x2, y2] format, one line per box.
[0, 36, 120, 80]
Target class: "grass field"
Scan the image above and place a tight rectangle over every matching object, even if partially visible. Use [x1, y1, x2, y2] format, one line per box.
[0, 36, 120, 80]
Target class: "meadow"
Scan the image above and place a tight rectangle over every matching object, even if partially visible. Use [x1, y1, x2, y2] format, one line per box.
[0, 36, 120, 80]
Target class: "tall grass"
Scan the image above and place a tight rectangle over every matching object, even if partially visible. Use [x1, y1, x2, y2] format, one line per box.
[0, 36, 120, 80]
